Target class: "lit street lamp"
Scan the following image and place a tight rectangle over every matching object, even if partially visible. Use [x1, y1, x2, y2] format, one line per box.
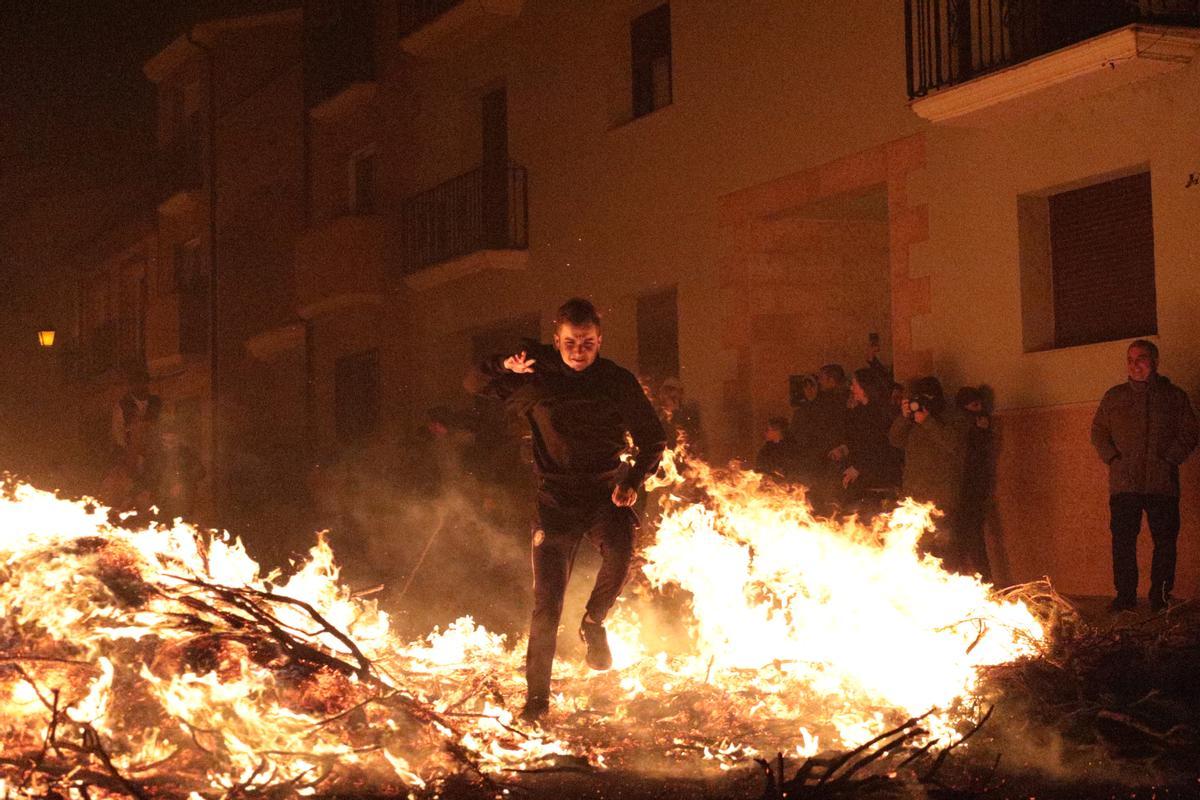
[37, 327, 56, 348]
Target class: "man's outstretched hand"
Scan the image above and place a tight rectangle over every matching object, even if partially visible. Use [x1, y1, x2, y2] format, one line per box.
[503, 351, 537, 373]
[611, 484, 637, 507]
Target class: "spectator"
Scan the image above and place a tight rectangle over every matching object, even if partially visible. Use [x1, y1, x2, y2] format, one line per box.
[806, 364, 850, 511]
[100, 365, 162, 511]
[789, 374, 820, 480]
[889, 376, 969, 568]
[657, 377, 705, 456]
[756, 417, 802, 482]
[424, 406, 474, 493]
[837, 368, 902, 513]
[110, 365, 162, 457]
[955, 386, 994, 582]
[1091, 340, 1198, 612]
[147, 421, 206, 522]
[863, 332, 892, 387]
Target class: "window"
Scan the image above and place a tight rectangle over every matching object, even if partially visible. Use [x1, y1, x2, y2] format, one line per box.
[349, 148, 376, 214]
[335, 349, 379, 442]
[637, 286, 680, 382]
[1019, 171, 1156, 351]
[469, 314, 540, 484]
[173, 238, 208, 355]
[173, 238, 203, 293]
[631, 4, 672, 119]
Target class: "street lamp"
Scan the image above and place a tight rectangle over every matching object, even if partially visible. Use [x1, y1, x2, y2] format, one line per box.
[37, 327, 56, 348]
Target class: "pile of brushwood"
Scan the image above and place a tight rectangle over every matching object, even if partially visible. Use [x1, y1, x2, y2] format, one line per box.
[741, 584, 1200, 800]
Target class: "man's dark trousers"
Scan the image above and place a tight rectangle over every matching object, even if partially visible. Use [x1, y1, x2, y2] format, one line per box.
[526, 498, 635, 700]
[1110, 492, 1180, 603]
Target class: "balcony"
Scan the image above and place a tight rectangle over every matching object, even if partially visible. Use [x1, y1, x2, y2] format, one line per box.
[158, 140, 204, 212]
[906, 0, 1200, 123]
[397, 164, 528, 289]
[397, 0, 524, 58]
[295, 214, 387, 318]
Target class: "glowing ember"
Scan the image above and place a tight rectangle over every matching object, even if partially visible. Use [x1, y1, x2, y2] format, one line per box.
[0, 451, 1048, 796]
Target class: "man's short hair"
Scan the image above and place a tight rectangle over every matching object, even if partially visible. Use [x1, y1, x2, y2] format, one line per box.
[766, 416, 789, 432]
[1129, 339, 1159, 361]
[555, 297, 602, 330]
[818, 364, 846, 384]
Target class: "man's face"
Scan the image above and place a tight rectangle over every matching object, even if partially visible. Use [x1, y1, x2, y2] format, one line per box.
[818, 374, 837, 392]
[765, 427, 784, 443]
[555, 322, 602, 371]
[1127, 345, 1157, 383]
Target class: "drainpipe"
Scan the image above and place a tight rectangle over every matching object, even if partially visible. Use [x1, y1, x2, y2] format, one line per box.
[301, 12, 316, 461]
[188, 29, 221, 516]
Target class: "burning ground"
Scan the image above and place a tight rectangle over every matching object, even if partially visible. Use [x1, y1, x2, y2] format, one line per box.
[1, 454, 1197, 799]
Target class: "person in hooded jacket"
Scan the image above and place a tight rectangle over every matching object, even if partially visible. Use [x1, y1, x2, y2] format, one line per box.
[889, 376, 969, 567]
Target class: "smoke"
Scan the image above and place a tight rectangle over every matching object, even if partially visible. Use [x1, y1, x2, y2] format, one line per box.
[292, 462, 536, 641]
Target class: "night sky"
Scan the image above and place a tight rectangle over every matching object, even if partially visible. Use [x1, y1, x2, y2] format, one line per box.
[0, 1, 293, 305]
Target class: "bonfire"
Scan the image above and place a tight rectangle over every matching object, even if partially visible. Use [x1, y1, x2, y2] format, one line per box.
[0, 450, 1062, 799]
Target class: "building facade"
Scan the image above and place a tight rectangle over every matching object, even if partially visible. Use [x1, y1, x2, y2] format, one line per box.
[66, 1, 1200, 596]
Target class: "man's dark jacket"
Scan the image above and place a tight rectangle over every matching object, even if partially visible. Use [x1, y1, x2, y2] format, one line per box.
[465, 344, 667, 501]
[1090, 375, 1198, 497]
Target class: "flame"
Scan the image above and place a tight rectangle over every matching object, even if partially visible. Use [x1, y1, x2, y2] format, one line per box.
[0, 450, 1048, 795]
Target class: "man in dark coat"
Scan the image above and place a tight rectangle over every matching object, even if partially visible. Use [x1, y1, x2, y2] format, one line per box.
[465, 298, 666, 721]
[805, 364, 849, 512]
[755, 417, 802, 482]
[1091, 340, 1198, 612]
[955, 386, 993, 582]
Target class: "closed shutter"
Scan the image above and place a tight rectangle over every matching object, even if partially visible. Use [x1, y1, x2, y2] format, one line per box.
[631, 4, 672, 119]
[1050, 172, 1156, 348]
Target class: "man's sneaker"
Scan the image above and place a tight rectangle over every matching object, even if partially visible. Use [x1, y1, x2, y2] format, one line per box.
[1109, 595, 1137, 613]
[519, 695, 549, 723]
[579, 617, 613, 671]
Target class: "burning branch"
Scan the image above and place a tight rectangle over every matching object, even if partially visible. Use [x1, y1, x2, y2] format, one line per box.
[758, 707, 995, 799]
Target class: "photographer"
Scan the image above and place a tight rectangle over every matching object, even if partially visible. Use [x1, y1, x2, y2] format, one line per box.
[888, 376, 969, 569]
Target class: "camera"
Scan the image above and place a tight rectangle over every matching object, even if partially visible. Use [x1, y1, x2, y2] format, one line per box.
[907, 392, 936, 415]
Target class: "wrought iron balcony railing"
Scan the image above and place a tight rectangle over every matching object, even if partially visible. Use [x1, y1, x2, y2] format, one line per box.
[397, 0, 463, 37]
[397, 164, 528, 274]
[905, 0, 1200, 98]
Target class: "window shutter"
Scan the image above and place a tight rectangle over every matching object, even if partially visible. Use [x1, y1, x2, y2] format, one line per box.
[631, 5, 672, 119]
[1050, 172, 1156, 348]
